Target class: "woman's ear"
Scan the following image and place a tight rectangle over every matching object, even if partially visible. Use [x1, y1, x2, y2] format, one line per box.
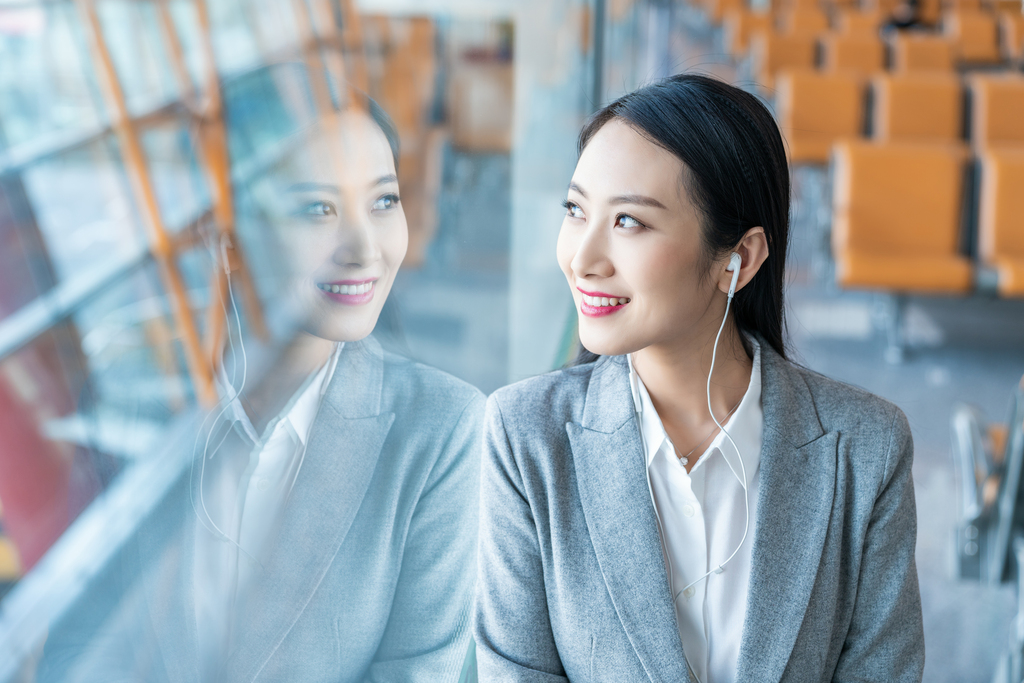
[717, 227, 769, 296]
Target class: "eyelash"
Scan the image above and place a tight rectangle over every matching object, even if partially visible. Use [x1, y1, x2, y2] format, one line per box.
[373, 193, 401, 211]
[561, 199, 647, 231]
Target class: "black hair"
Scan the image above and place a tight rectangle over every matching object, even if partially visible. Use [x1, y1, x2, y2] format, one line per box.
[575, 73, 789, 361]
[363, 96, 401, 171]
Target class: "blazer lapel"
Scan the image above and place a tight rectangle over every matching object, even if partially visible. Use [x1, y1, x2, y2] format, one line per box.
[567, 356, 694, 683]
[225, 337, 396, 683]
[736, 345, 839, 682]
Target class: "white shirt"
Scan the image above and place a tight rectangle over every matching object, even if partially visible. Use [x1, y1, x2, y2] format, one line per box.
[628, 339, 763, 683]
[194, 342, 342, 677]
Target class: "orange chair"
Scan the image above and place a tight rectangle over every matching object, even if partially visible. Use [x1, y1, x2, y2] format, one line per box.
[889, 33, 957, 71]
[750, 31, 818, 89]
[919, 0, 943, 25]
[821, 33, 886, 72]
[835, 9, 883, 35]
[872, 73, 963, 143]
[723, 9, 773, 56]
[970, 73, 1024, 149]
[978, 148, 1024, 296]
[831, 140, 972, 292]
[776, 69, 865, 162]
[943, 9, 1003, 62]
[706, 0, 744, 23]
[999, 11, 1024, 61]
[777, 7, 831, 33]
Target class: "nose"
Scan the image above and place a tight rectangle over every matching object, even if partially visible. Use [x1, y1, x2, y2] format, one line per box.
[331, 207, 380, 269]
[570, 220, 614, 281]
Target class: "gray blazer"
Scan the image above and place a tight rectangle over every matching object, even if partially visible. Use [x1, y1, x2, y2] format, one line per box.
[41, 337, 484, 683]
[474, 340, 924, 682]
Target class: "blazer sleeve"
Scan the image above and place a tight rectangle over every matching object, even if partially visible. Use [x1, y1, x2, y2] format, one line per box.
[474, 394, 569, 683]
[364, 391, 485, 683]
[833, 408, 925, 683]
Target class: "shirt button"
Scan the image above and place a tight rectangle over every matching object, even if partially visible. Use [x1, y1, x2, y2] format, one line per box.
[683, 586, 695, 599]
[257, 478, 270, 492]
[682, 504, 695, 517]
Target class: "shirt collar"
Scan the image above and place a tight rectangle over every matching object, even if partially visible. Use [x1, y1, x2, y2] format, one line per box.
[628, 338, 763, 483]
[284, 341, 343, 447]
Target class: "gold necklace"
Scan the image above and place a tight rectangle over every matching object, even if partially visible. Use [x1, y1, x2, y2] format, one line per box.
[674, 400, 742, 467]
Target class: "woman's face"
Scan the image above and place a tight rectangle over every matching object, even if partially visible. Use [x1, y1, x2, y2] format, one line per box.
[556, 118, 721, 357]
[280, 109, 408, 342]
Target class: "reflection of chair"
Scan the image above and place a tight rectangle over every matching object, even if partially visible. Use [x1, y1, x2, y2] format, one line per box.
[750, 31, 818, 89]
[969, 73, 1024, 149]
[821, 33, 886, 72]
[890, 33, 956, 71]
[943, 9, 1002, 63]
[706, 0, 744, 23]
[979, 148, 1024, 297]
[950, 374, 1024, 583]
[723, 9, 772, 56]
[872, 72, 962, 143]
[777, 70, 865, 163]
[831, 140, 972, 293]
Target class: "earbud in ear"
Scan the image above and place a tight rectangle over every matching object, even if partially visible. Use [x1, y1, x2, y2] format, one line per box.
[727, 252, 742, 299]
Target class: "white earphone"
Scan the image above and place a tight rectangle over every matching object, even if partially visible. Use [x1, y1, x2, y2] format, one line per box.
[630, 251, 749, 604]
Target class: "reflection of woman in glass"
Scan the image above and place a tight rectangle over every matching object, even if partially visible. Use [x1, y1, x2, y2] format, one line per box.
[475, 75, 923, 682]
[188, 101, 483, 681]
[40, 94, 482, 683]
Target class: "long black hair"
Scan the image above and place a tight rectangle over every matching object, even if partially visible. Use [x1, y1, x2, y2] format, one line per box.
[576, 73, 789, 360]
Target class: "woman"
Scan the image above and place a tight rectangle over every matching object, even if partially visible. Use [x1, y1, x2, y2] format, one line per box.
[474, 74, 923, 682]
[39, 80, 482, 683]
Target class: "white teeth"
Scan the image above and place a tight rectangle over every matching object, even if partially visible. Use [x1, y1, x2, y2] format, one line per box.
[582, 295, 630, 307]
[332, 284, 341, 293]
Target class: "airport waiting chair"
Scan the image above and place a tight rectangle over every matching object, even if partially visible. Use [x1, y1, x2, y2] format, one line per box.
[831, 140, 972, 293]
[723, 9, 773, 57]
[750, 31, 818, 90]
[1000, 11, 1024, 62]
[969, 73, 1024, 149]
[979, 148, 1024, 297]
[776, 69, 865, 163]
[835, 9, 883, 35]
[918, 0, 943, 25]
[777, 7, 831, 34]
[943, 9, 1003, 63]
[889, 32, 957, 71]
[872, 72, 963, 143]
[821, 33, 886, 72]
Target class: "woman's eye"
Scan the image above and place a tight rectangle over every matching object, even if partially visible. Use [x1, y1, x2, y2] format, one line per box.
[615, 214, 645, 231]
[563, 201, 585, 220]
[372, 193, 400, 211]
[297, 200, 337, 218]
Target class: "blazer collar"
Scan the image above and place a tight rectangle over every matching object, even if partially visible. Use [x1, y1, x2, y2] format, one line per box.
[569, 340, 836, 683]
[569, 354, 696, 682]
[224, 336, 395, 683]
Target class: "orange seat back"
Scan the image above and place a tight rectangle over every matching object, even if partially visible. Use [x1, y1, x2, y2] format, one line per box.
[750, 31, 818, 88]
[872, 73, 963, 142]
[890, 33, 957, 71]
[723, 9, 773, 56]
[943, 9, 1002, 62]
[776, 69, 864, 162]
[979, 148, 1024, 262]
[821, 33, 886, 72]
[970, 73, 1024, 148]
[777, 7, 831, 33]
[832, 141, 967, 255]
[1000, 12, 1024, 60]
[835, 10, 883, 35]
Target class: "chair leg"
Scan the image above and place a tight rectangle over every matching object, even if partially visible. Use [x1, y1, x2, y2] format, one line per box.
[883, 294, 907, 364]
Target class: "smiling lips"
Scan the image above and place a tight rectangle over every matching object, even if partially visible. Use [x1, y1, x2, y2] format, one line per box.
[317, 279, 376, 305]
[577, 288, 631, 318]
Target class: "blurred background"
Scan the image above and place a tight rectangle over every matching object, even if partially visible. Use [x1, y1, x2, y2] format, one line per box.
[0, 0, 1022, 681]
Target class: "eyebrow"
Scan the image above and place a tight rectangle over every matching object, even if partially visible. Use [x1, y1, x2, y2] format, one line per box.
[567, 182, 667, 210]
[287, 174, 398, 193]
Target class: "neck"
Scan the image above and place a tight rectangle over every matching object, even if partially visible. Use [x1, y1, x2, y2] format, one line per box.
[631, 311, 752, 439]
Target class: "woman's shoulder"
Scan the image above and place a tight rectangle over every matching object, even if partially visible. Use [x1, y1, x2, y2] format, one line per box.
[487, 356, 616, 426]
[381, 349, 485, 417]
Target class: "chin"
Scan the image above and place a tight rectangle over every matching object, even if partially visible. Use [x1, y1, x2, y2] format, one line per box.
[578, 326, 642, 358]
[303, 309, 380, 343]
